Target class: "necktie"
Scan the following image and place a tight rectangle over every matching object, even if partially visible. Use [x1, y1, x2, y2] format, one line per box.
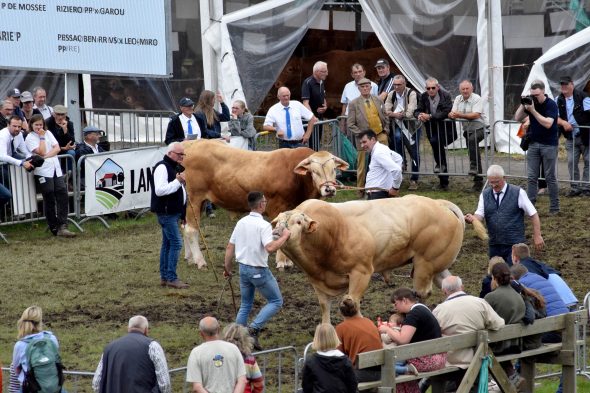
[284, 107, 292, 139]
[365, 99, 370, 108]
[495, 191, 502, 207]
[10, 137, 16, 157]
[187, 119, 193, 135]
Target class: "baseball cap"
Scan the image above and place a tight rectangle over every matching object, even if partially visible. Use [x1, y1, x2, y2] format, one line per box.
[374, 59, 389, 68]
[356, 78, 372, 85]
[559, 76, 573, 84]
[20, 91, 34, 103]
[179, 97, 195, 107]
[53, 104, 68, 114]
[83, 125, 103, 134]
[7, 88, 21, 97]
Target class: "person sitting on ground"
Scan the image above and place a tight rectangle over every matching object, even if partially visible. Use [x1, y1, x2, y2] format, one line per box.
[484, 262, 526, 390]
[222, 323, 264, 393]
[379, 313, 418, 376]
[512, 243, 578, 310]
[378, 287, 446, 393]
[10, 306, 61, 393]
[302, 323, 357, 393]
[228, 100, 257, 150]
[335, 295, 383, 383]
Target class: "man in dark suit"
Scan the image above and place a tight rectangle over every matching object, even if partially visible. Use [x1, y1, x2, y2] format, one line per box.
[415, 78, 455, 190]
[164, 97, 201, 145]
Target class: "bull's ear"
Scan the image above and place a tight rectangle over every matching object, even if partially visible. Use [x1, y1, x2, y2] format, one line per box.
[306, 220, 319, 233]
[294, 158, 311, 175]
[333, 156, 349, 170]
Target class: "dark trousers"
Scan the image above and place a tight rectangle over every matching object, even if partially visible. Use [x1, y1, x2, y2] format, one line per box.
[308, 123, 323, 151]
[464, 128, 485, 182]
[0, 165, 11, 209]
[367, 191, 390, 200]
[427, 124, 450, 186]
[278, 139, 304, 149]
[488, 243, 514, 266]
[35, 174, 69, 233]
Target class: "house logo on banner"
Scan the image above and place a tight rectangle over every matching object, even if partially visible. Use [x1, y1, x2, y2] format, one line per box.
[94, 158, 125, 209]
[84, 147, 164, 216]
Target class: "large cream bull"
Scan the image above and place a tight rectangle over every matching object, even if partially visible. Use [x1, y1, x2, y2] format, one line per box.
[182, 140, 349, 269]
[272, 196, 487, 323]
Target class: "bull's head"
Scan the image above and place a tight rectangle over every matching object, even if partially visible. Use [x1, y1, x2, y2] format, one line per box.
[271, 210, 318, 241]
[294, 152, 348, 197]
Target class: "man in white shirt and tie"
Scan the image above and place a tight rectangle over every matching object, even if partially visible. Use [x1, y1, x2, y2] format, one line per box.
[262, 87, 317, 148]
[465, 164, 544, 265]
[164, 97, 202, 145]
[0, 116, 33, 210]
[358, 129, 403, 199]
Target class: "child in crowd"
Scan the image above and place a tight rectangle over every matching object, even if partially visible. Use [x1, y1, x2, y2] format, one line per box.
[379, 313, 418, 376]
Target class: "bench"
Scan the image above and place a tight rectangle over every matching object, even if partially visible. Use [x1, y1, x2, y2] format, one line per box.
[356, 311, 587, 393]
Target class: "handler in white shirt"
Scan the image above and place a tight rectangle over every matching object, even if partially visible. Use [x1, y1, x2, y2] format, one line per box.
[359, 129, 403, 199]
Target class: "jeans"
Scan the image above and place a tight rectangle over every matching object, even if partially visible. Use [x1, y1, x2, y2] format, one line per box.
[35, 174, 68, 233]
[391, 125, 421, 181]
[157, 213, 182, 282]
[236, 263, 283, 330]
[395, 360, 408, 375]
[565, 136, 590, 191]
[61, 150, 76, 173]
[527, 142, 559, 212]
[0, 165, 11, 209]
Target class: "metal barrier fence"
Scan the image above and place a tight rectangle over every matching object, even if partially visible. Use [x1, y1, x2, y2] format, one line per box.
[80, 108, 175, 149]
[0, 154, 81, 242]
[2, 345, 300, 393]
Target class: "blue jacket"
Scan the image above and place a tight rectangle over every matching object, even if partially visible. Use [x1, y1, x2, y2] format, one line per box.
[518, 272, 568, 317]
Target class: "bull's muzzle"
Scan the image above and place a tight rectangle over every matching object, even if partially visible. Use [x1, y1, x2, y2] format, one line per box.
[322, 185, 336, 197]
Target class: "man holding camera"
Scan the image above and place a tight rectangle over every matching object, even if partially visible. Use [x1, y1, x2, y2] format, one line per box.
[150, 142, 189, 289]
[515, 80, 560, 214]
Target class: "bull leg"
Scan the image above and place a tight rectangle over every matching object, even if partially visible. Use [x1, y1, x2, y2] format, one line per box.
[434, 269, 451, 289]
[183, 226, 193, 263]
[275, 250, 294, 271]
[184, 224, 208, 269]
[347, 269, 372, 313]
[313, 287, 332, 324]
[411, 257, 436, 299]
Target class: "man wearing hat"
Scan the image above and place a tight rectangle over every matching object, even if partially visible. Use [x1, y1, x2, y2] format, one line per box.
[20, 91, 41, 124]
[375, 59, 395, 102]
[556, 75, 590, 197]
[165, 97, 201, 145]
[46, 104, 76, 171]
[347, 78, 389, 192]
[76, 125, 107, 189]
[6, 88, 26, 123]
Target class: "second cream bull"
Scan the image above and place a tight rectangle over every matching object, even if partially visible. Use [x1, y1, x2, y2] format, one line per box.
[272, 196, 487, 323]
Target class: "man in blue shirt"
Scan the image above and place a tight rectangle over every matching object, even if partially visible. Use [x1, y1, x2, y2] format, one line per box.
[556, 75, 590, 197]
[515, 80, 560, 214]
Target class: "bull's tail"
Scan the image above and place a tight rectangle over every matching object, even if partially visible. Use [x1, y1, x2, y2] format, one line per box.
[470, 219, 489, 240]
[439, 200, 465, 230]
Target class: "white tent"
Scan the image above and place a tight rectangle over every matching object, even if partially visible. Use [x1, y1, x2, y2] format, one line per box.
[202, 0, 589, 154]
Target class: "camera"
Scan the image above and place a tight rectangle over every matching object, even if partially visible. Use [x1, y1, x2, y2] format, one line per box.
[521, 96, 534, 106]
[24, 155, 45, 172]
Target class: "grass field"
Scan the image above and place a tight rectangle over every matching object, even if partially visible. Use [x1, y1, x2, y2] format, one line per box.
[1, 175, 589, 392]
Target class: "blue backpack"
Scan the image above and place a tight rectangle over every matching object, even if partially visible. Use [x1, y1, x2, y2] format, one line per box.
[22, 334, 64, 393]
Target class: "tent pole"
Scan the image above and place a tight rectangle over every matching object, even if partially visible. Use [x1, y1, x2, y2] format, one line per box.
[486, 0, 495, 146]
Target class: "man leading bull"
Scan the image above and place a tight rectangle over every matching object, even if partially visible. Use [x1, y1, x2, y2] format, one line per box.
[358, 129, 403, 199]
[224, 191, 291, 350]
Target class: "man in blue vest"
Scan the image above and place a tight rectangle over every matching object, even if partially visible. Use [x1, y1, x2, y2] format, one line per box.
[92, 315, 171, 393]
[465, 164, 544, 265]
[556, 75, 590, 197]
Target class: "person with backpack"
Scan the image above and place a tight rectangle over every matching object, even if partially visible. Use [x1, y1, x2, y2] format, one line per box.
[10, 306, 64, 393]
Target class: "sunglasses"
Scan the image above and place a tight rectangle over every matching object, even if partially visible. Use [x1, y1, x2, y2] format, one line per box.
[393, 84, 402, 87]
[426, 87, 437, 91]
